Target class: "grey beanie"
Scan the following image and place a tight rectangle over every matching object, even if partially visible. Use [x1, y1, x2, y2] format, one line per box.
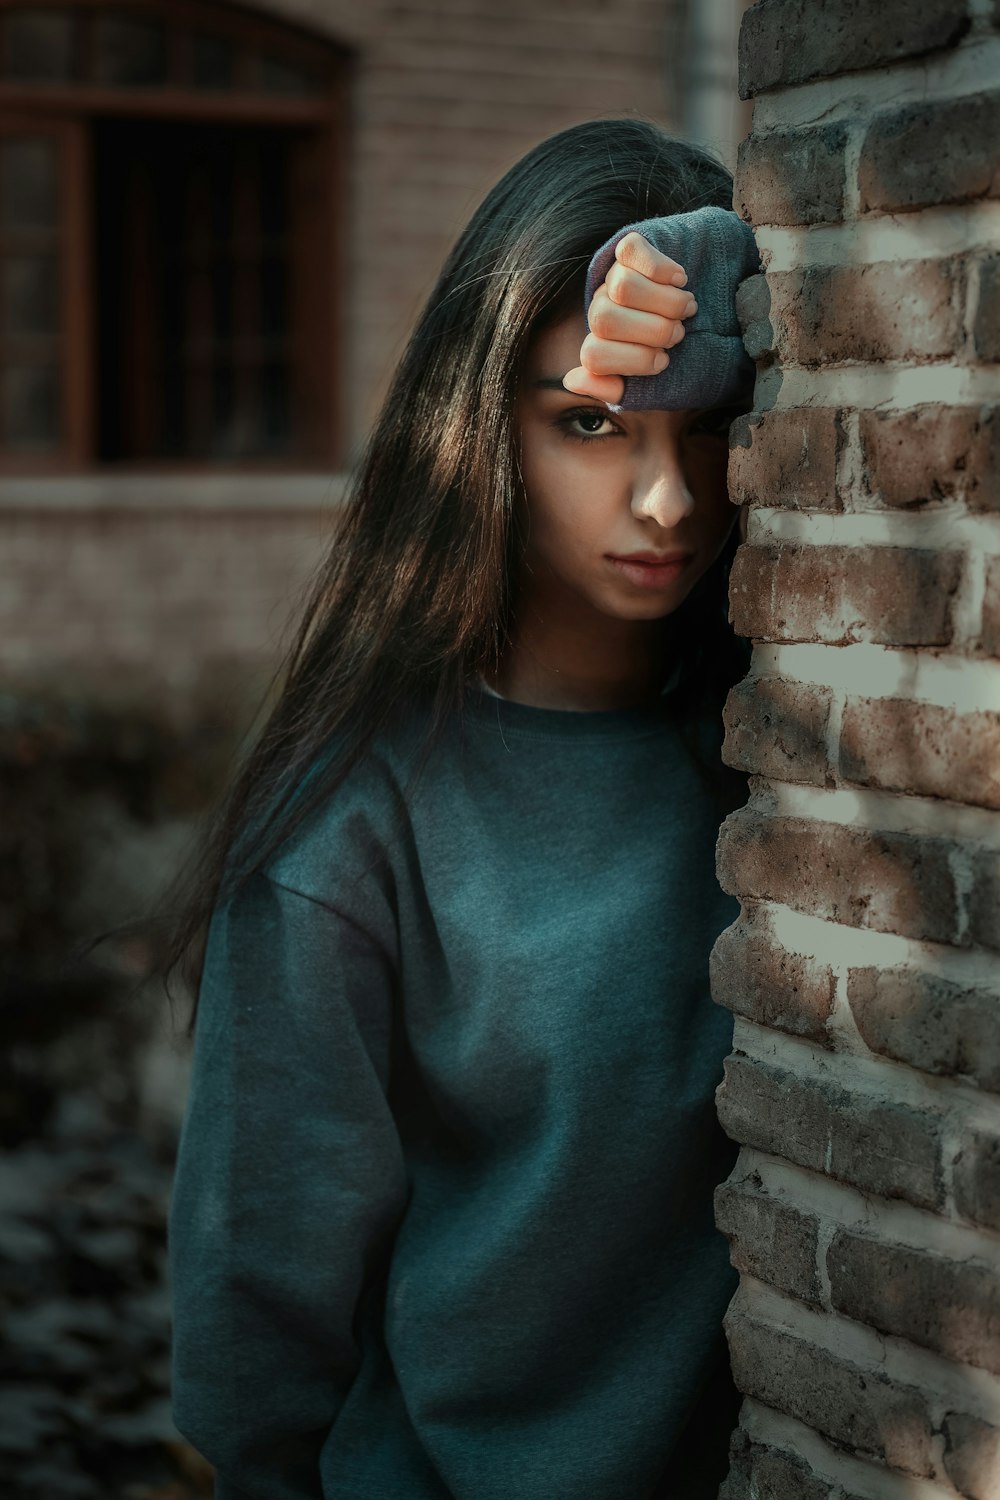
[584, 205, 761, 412]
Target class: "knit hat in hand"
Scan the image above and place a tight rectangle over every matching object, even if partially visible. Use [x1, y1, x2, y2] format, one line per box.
[584, 205, 761, 412]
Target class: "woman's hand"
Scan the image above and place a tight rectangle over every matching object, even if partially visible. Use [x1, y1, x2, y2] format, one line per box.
[563, 231, 698, 405]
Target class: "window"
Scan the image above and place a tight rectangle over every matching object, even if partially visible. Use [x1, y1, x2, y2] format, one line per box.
[0, 1, 348, 471]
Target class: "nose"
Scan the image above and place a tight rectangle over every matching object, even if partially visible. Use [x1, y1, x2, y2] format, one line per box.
[629, 432, 695, 529]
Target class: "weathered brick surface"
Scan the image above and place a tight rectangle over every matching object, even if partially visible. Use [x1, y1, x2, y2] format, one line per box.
[719, 1427, 834, 1500]
[716, 1054, 944, 1210]
[725, 1310, 936, 1475]
[827, 1229, 1000, 1375]
[735, 124, 848, 226]
[859, 92, 1000, 213]
[738, 0, 972, 97]
[728, 543, 962, 646]
[984, 556, 1000, 657]
[839, 697, 1000, 810]
[711, 908, 835, 1042]
[954, 1127, 1000, 1234]
[729, 407, 843, 511]
[722, 676, 832, 785]
[717, 808, 960, 946]
[848, 967, 1000, 1091]
[859, 405, 1000, 510]
[746, 261, 966, 366]
[714, 1174, 822, 1306]
[969, 850, 1000, 951]
[974, 253, 1000, 362]
[943, 1410, 1000, 1500]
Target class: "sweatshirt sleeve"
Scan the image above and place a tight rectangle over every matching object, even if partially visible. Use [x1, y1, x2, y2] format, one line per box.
[583, 204, 761, 413]
[167, 869, 409, 1500]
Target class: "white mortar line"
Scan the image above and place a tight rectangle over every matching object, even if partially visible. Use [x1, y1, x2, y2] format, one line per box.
[749, 642, 1000, 715]
[731, 1148, 1000, 1261]
[730, 1016, 1000, 1133]
[751, 35, 1000, 131]
[739, 1399, 976, 1500]
[757, 900, 1000, 990]
[755, 201, 1000, 272]
[952, 540, 989, 651]
[749, 778, 1000, 848]
[768, 365, 1000, 409]
[747, 504, 1000, 552]
[732, 1277, 1000, 1417]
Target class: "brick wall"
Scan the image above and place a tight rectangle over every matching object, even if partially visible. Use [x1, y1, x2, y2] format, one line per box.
[713, 2, 1000, 1496]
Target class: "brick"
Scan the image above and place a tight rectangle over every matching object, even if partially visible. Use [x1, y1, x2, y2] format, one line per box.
[717, 808, 961, 945]
[722, 676, 832, 785]
[840, 697, 1000, 810]
[725, 1309, 936, 1475]
[738, 0, 971, 98]
[828, 1228, 1000, 1374]
[729, 407, 842, 511]
[735, 273, 775, 365]
[753, 262, 965, 366]
[984, 557, 1000, 657]
[943, 1410, 1000, 1500]
[974, 254, 1000, 362]
[859, 405, 1000, 511]
[714, 1173, 822, 1306]
[848, 967, 1000, 1091]
[728, 543, 962, 647]
[954, 1127, 1000, 1233]
[859, 92, 1000, 213]
[711, 908, 835, 1042]
[719, 1427, 833, 1500]
[969, 849, 1000, 951]
[716, 1053, 944, 1210]
[735, 123, 848, 226]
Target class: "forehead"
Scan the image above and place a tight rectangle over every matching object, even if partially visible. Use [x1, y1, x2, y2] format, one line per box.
[523, 310, 590, 381]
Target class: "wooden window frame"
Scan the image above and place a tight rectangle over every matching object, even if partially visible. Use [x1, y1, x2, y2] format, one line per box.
[0, 0, 349, 475]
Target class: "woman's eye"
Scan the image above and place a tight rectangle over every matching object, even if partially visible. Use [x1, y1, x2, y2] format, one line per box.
[561, 408, 619, 441]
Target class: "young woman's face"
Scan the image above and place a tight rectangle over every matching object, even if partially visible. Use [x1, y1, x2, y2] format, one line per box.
[515, 310, 739, 624]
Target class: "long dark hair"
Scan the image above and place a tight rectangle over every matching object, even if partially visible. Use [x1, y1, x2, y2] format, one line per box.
[163, 117, 747, 1030]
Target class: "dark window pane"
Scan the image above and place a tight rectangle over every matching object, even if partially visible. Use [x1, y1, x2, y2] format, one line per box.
[258, 54, 322, 97]
[0, 139, 58, 230]
[94, 12, 166, 86]
[211, 260, 233, 340]
[260, 257, 286, 340]
[2, 256, 59, 336]
[2, 364, 59, 449]
[260, 361, 289, 448]
[4, 9, 78, 81]
[258, 147, 287, 239]
[192, 32, 233, 91]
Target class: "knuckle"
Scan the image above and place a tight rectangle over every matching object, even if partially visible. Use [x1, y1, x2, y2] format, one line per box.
[588, 302, 620, 339]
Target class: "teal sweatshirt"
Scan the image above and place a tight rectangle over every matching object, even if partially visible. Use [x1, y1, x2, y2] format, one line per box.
[168, 682, 747, 1500]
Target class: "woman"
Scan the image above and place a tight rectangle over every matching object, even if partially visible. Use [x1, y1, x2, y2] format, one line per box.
[167, 117, 758, 1500]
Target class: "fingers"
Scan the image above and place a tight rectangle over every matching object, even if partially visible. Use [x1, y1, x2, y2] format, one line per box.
[614, 230, 688, 286]
[604, 263, 697, 320]
[561, 367, 626, 405]
[578, 328, 682, 378]
[589, 284, 693, 351]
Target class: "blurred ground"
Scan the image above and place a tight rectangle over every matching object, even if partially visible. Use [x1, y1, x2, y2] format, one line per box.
[0, 694, 234, 1497]
[0, 1091, 211, 1498]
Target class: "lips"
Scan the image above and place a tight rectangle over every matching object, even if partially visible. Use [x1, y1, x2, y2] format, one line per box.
[606, 551, 693, 589]
[610, 551, 693, 565]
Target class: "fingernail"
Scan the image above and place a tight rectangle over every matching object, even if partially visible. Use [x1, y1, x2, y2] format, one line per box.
[652, 351, 669, 372]
[671, 272, 688, 287]
[688, 298, 699, 315]
[669, 324, 685, 347]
